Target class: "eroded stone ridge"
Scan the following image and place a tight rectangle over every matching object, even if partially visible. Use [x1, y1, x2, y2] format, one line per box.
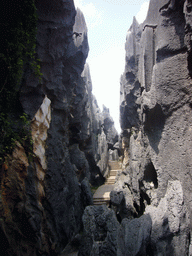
[117, 0, 192, 254]
[0, 1, 118, 255]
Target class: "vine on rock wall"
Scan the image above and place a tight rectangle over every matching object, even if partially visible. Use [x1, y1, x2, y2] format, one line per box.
[0, 0, 41, 164]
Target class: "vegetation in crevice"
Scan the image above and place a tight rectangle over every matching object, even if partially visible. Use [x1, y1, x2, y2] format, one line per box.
[0, 113, 33, 164]
[0, 0, 41, 164]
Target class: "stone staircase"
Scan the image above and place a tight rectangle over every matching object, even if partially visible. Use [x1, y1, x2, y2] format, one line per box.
[93, 161, 121, 206]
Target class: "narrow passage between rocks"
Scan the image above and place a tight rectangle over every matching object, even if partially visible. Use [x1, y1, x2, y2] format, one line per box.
[93, 160, 121, 206]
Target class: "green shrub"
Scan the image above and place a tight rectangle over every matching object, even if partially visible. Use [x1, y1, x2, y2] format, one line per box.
[0, 113, 33, 165]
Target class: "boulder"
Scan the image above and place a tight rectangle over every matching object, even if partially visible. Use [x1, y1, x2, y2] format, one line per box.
[145, 180, 190, 256]
[81, 177, 93, 207]
[79, 205, 120, 256]
[117, 214, 152, 256]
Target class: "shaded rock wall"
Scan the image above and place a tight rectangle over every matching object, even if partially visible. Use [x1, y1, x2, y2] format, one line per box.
[79, 205, 120, 256]
[116, 0, 192, 254]
[0, 1, 118, 255]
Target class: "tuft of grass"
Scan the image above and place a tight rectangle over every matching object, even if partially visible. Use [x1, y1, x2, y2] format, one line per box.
[90, 185, 100, 195]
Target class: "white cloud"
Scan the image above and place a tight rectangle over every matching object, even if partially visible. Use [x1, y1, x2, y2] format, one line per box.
[136, 1, 149, 24]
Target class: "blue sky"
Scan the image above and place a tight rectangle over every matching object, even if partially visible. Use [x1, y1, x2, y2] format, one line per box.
[74, 0, 149, 132]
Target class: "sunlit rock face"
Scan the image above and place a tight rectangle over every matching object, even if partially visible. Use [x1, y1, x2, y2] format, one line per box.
[145, 180, 190, 255]
[117, 0, 192, 254]
[97, 130, 109, 177]
[31, 96, 51, 188]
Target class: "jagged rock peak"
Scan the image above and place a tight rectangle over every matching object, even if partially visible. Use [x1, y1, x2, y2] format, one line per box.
[73, 7, 89, 55]
[128, 16, 139, 31]
[116, 0, 192, 254]
[125, 16, 141, 64]
[74, 7, 88, 33]
[35, 0, 76, 24]
[66, 7, 89, 72]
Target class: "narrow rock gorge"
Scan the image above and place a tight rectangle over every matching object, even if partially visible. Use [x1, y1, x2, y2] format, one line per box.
[1, 0, 192, 255]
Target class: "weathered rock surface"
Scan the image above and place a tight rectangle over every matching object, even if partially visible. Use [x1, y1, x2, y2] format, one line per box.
[76, 64, 118, 183]
[79, 205, 120, 256]
[116, 0, 192, 254]
[4, 0, 192, 255]
[102, 106, 118, 147]
[145, 180, 190, 256]
[0, 142, 30, 255]
[0, 1, 118, 255]
[116, 181, 189, 256]
[97, 106, 119, 177]
[117, 214, 152, 256]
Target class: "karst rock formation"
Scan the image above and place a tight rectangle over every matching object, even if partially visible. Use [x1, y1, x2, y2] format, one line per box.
[1, 0, 192, 255]
[0, 1, 118, 255]
[116, 0, 192, 255]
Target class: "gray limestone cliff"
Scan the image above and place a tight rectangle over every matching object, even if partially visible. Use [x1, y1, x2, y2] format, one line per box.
[114, 0, 192, 254]
[0, 1, 118, 255]
[3, 0, 192, 255]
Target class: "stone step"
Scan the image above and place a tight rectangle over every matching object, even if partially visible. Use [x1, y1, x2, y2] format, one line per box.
[92, 162, 121, 206]
[105, 176, 116, 185]
[93, 202, 109, 205]
[93, 198, 110, 205]
[108, 161, 121, 170]
[110, 169, 119, 175]
[93, 202, 109, 204]
[106, 176, 116, 180]
[105, 179, 116, 183]
[93, 201, 109, 205]
[93, 198, 110, 202]
[109, 176, 117, 179]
